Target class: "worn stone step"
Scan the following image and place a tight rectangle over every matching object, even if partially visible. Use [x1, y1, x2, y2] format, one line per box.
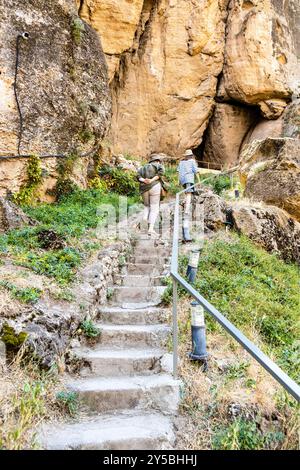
[126, 263, 163, 275]
[109, 286, 166, 304]
[73, 347, 164, 377]
[67, 374, 180, 414]
[129, 255, 170, 265]
[133, 239, 169, 250]
[97, 324, 170, 348]
[113, 274, 166, 287]
[39, 412, 175, 450]
[98, 306, 169, 325]
[133, 246, 171, 257]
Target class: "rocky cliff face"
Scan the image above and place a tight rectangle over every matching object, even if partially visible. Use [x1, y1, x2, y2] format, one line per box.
[78, 0, 299, 161]
[79, 0, 229, 158]
[0, 0, 299, 211]
[0, 0, 111, 195]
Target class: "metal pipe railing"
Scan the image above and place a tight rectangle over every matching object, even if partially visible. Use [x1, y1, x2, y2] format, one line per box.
[170, 175, 300, 402]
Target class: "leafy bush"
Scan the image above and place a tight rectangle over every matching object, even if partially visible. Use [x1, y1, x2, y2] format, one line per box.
[200, 174, 232, 195]
[12, 155, 43, 206]
[98, 165, 139, 197]
[15, 248, 82, 285]
[0, 281, 41, 304]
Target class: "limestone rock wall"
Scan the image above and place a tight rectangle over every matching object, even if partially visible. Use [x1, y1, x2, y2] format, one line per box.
[220, 0, 298, 119]
[77, 0, 299, 160]
[202, 103, 258, 167]
[0, 0, 111, 195]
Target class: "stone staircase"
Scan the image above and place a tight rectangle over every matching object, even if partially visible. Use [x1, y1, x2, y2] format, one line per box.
[40, 236, 180, 450]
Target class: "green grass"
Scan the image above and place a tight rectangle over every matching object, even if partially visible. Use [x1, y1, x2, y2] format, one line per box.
[212, 418, 285, 450]
[80, 319, 101, 339]
[163, 233, 300, 381]
[0, 189, 139, 285]
[0, 281, 41, 304]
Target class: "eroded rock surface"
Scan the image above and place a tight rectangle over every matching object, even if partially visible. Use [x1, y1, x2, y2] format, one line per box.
[232, 202, 300, 263]
[79, 0, 229, 158]
[221, 0, 299, 118]
[202, 103, 258, 168]
[0, 0, 111, 196]
[240, 138, 300, 221]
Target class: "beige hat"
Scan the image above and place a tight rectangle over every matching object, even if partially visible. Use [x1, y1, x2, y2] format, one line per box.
[149, 153, 161, 162]
[183, 149, 194, 158]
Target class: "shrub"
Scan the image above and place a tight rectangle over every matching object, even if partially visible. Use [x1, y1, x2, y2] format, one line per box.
[15, 248, 82, 285]
[12, 155, 43, 206]
[212, 419, 284, 450]
[98, 165, 139, 197]
[71, 18, 85, 45]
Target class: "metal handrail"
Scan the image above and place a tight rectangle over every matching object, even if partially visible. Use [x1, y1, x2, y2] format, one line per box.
[170, 175, 300, 402]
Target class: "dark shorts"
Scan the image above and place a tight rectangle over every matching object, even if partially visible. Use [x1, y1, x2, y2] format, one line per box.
[183, 182, 194, 193]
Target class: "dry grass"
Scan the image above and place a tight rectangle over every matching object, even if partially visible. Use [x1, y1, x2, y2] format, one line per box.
[0, 346, 64, 449]
[174, 298, 299, 450]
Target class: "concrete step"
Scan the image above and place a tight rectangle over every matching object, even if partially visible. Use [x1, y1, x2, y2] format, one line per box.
[113, 274, 166, 287]
[97, 324, 171, 348]
[133, 246, 171, 257]
[73, 347, 164, 377]
[129, 256, 169, 265]
[67, 374, 180, 414]
[98, 306, 169, 325]
[109, 286, 166, 304]
[39, 412, 175, 450]
[126, 263, 162, 275]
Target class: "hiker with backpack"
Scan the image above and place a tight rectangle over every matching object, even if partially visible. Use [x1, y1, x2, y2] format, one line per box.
[137, 153, 165, 237]
[178, 149, 199, 214]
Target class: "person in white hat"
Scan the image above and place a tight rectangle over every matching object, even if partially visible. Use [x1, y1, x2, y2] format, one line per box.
[137, 153, 165, 236]
[177, 149, 199, 214]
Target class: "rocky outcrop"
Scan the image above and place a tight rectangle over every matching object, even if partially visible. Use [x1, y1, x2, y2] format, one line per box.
[231, 202, 300, 263]
[220, 0, 299, 119]
[0, 0, 111, 194]
[240, 137, 300, 221]
[0, 196, 36, 233]
[79, 0, 229, 158]
[202, 103, 258, 168]
[242, 99, 300, 148]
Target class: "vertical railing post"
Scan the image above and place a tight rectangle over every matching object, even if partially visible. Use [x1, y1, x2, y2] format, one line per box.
[172, 278, 178, 378]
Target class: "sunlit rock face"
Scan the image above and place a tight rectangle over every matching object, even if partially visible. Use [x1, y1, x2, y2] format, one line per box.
[220, 0, 299, 119]
[0, 0, 111, 195]
[79, 0, 229, 158]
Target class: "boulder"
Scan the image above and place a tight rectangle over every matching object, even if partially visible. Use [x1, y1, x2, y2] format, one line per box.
[0, 0, 111, 195]
[231, 202, 300, 263]
[0, 196, 36, 233]
[239, 138, 300, 221]
[193, 186, 227, 231]
[242, 99, 300, 148]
